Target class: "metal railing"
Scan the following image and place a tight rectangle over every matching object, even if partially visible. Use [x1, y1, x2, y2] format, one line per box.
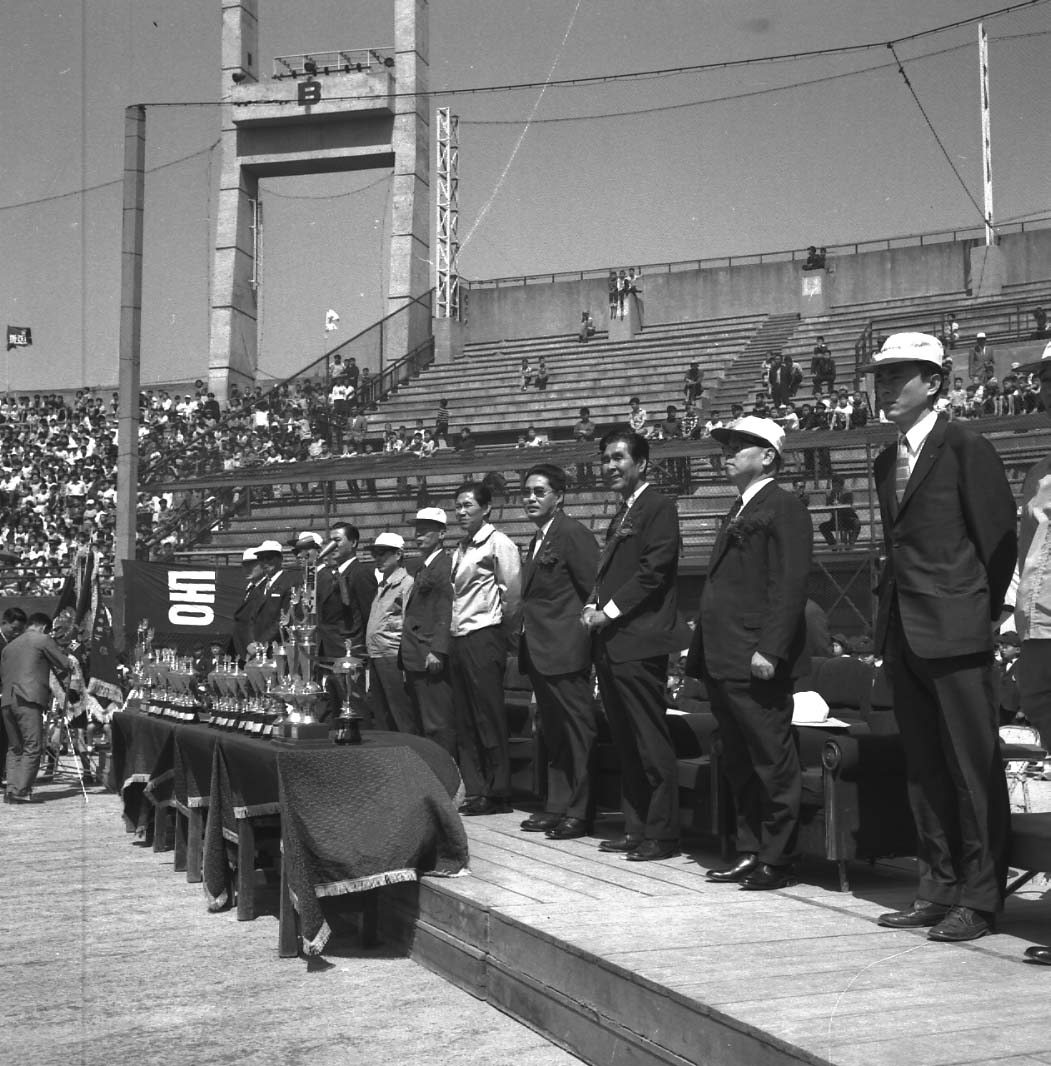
[465, 217, 1051, 291]
[272, 47, 394, 79]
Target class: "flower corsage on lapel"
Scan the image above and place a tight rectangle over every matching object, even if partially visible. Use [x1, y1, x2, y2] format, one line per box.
[613, 517, 637, 542]
[535, 543, 560, 569]
[727, 511, 774, 546]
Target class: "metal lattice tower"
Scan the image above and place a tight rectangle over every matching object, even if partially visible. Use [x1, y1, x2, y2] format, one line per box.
[436, 107, 461, 320]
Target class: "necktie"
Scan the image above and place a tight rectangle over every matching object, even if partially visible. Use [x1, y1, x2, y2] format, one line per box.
[726, 497, 743, 524]
[605, 501, 628, 541]
[530, 533, 541, 558]
[895, 438, 911, 501]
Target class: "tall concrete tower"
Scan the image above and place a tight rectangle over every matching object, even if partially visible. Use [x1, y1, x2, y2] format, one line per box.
[208, 0, 430, 402]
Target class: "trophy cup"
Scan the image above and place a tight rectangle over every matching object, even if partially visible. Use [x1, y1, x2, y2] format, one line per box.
[333, 640, 366, 745]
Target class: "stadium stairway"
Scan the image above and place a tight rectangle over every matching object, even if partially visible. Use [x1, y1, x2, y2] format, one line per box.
[369, 313, 769, 443]
[704, 312, 802, 416]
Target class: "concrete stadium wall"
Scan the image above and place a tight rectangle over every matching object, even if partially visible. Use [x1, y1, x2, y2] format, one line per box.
[464, 229, 1051, 344]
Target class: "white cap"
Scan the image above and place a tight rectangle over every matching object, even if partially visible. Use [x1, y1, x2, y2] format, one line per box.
[414, 507, 448, 527]
[295, 531, 323, 548]
[255, 539, 285, 556]
[977, 332, 987, 339]
[373, 532, 405, 552]
[857, 332, 945, 374]
[1016, 339, 1051, 376]
[241, 547, 258, 562]
[710, 415, 786, 456]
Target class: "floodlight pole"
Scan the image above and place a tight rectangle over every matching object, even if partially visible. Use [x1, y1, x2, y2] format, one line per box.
[979, 22, 994, 247]
[116, 104, 144, 582]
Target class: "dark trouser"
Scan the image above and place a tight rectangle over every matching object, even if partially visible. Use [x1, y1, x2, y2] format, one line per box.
[1018, 639, 1051, 749]
[369, 656, 421, 735]
[450, 625, 510, 799]
[3, 698, 45, 798]
[406, 667, 456, 757]
[526, 659, 597, 821]
[707, 675, 801, 865]
[886, 615, 1010, 913]
[593, 647, 678, 842]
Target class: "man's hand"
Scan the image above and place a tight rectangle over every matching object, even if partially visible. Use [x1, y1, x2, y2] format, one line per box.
[580, 607, 610, 632]
[750, 651, 776, 681]
[424, 651, 443, 675]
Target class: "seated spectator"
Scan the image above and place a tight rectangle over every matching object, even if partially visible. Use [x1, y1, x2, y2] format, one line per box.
[660, 405, 682, 440]
[683, 362, 704, 404]
[828, 392, 853, 431]
[680, 401, 701, 440]
[520, 358, 534, 390]
[818, 475, 860, 548]
[534, 357, 549, 391]
[802, 245, 826, 270]
[781, 403, 800, 432]
[830, 633, 852, 657]
[523, 426, 543, 448]
[577, 312, 595, 344]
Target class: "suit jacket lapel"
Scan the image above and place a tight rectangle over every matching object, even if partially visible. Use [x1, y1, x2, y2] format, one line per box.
[896, 417, 947, 518]
[522, 512, 558, 595]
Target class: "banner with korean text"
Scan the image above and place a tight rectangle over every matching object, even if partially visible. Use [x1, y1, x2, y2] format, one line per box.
[121, 561, 248, 645]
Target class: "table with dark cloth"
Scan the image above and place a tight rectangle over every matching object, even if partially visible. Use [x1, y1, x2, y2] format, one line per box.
[108, 711, 178, 837]
[199, 730, 469, 954]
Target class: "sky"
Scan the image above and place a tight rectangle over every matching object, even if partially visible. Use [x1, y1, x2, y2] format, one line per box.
[1, 0, 1049, 391]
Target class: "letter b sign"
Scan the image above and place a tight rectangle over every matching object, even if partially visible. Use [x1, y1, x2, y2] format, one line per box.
[298, 80, 322, 106]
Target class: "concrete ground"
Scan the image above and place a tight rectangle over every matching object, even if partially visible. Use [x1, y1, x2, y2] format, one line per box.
[0, 776, 584, 1066]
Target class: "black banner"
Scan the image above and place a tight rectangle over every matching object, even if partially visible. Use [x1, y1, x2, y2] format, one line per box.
[6, 325, 31, 350]
[122, 561, 250, 645]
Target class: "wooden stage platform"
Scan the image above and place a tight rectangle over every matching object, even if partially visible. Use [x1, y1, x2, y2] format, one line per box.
[381, 811, 1051, 1066]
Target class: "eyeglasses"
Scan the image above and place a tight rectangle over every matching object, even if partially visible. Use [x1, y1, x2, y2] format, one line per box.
[521, 488, 552, 499]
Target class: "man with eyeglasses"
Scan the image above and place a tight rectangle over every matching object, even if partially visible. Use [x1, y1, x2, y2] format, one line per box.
[685, 416, 812, 890]
[518, 464, 599, 840]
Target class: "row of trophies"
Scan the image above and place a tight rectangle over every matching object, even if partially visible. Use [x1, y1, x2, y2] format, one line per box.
[125, 619, 366, 745]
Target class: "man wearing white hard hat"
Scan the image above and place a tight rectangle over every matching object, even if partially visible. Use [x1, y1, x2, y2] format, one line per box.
[249, 540, 296, 655]
[400, 508, 456, 755]
[231, 546, 264, 662]
[1011, 340, 1051, 965]
[862, 332, 1017, 943]
[685, 416, 813, 890]
[365, 532, 419, 734]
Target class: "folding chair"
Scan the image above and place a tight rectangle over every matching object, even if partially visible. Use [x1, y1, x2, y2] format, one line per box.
[999, 724, 1047, 814]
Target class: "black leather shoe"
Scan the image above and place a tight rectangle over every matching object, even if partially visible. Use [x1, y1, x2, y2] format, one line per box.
[927, 906, 993, 942]
[520, 813, 561, 833]
[598, 835, 643, 853]
[5, 793, 39, 804]
[625, 839, 680, 862]
[462, 796, 513, 817]
[706, 853, 759, 883]
[877, 899, 950, 929]
[546, 817, 591, 840]
[1024, 944, 1051, 965]
[457, 795, 480, 814]
[739, 863, 795, 890]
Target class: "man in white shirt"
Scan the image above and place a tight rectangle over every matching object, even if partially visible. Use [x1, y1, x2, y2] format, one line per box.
[449, 481, 521, 815]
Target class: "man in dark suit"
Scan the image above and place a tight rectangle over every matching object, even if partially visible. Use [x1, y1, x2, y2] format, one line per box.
[249, 540, 296, 655]
[863, 332, 1017, 943]
[231, 547, 264, 663]
[582, 430, 681, 861]
[400, 508, 455, 756]
[686, 416, 813, 889]
[0, 606, 27, 785]
[316, 521, 377, 721]
[2, 613, 69, 803]
[518, 464, 600, 840]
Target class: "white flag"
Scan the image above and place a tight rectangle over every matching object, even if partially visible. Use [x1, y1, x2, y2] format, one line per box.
[325, 309, 341, 332]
